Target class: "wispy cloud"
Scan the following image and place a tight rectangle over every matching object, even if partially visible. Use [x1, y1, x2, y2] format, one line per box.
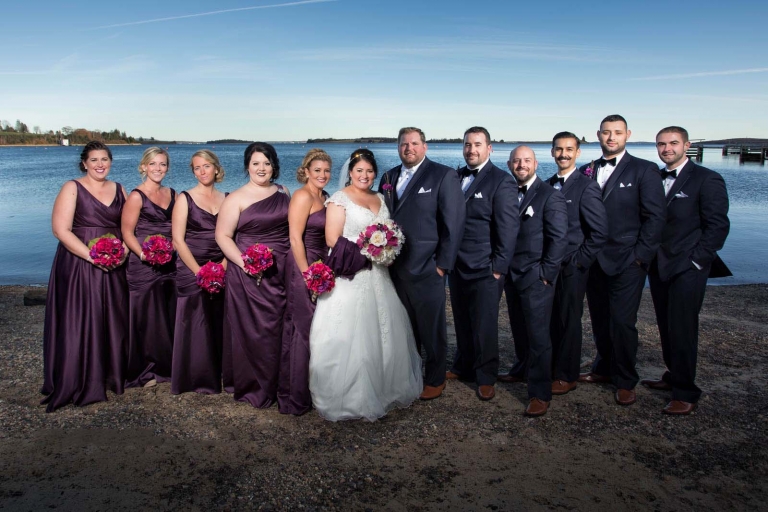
[629, 67, 768, 81]
[94, 0, 337, 29]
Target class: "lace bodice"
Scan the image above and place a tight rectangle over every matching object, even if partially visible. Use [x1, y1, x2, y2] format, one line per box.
[326, 191, 389, 240]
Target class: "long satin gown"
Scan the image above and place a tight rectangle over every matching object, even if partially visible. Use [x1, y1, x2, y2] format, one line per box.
[279, 204, 328, 415]
[41, 180, 128, 413]
[224, 190, 290, 408]
[125, 189, 177, 387]
[171, 191, 225, 395]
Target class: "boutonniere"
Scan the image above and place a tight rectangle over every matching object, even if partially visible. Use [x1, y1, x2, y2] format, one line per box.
[583, 161, 595, 178]
[382, 174, 393, 200]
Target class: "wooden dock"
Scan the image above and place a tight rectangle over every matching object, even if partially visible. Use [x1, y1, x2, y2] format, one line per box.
[690, 141, 767, 165]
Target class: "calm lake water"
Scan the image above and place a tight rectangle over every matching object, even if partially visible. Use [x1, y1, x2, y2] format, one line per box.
[0, 143, 765, 285]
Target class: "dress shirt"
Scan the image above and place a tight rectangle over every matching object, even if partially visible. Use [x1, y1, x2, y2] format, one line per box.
[517, 175, 537, 203]
[396, 157, 425, 197]
[554, 167, 577, 190]
[663, 157, 688, 196]
[596, 150, 626, 189]
[461, 157, 489, 192]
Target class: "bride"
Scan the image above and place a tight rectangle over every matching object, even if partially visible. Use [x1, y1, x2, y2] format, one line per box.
[308, 149, 423, 421]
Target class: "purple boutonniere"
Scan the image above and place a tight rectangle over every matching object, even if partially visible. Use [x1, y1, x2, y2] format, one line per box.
[382, 174, 394, 200]
[382, 183, 393, 191]
[583, 160, 595, 178]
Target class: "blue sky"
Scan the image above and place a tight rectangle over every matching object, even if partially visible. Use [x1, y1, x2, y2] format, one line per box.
[1, 0, 766, 142]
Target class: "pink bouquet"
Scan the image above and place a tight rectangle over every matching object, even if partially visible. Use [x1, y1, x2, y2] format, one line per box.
[356, 219, 405, 267]
[302, 261, 335, 303]
[141, 234, 174, 266]
[88, 234, 125, 270]
[241, 243, 273, 285]
[196, 261, 226, 294]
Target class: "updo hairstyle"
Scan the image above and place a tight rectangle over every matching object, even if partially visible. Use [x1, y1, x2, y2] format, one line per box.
[189, 149, 225, 183]
[138, 147, 170, 179]
[345, 148, 378, 186]
[243, 142, 280, 182]
[297, 148, 332, 184]
[78, 141, 113, 172]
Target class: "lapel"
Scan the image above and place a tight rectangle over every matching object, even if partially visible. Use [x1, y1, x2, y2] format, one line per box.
[602, 152, 631, 201]
[666, 159, 694, 205]
[464, 160, 492, 201]
[519, 176, 540, 217]
[395, 158, 431, 213]
[561, 169, 580, 194]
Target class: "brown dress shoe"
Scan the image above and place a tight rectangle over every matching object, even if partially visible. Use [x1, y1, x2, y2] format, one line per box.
[497, 373, 525, 383]
[445, 371, 460, 380]
[476, 385, 495, 401]
[419, 382, 446, 400]
[525, 398, 550, 417]
[662, 400, 696, 415]
[551, 380, 577, 395]
[640, 378, 673, 391]
[614, 388, 637, 406]
[578, 372, 611, 384]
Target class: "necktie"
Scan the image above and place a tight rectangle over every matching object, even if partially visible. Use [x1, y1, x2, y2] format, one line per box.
[661, 169, 678, 180]
[599, 157, 617, 167]
[460, 168, 478, 178]
[396, 169, 414, 198]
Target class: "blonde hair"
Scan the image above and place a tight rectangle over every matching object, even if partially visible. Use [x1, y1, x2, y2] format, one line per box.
[189, 149, 225, 183]
[296, 148, 332, 184]
[138, 147, 170, 179]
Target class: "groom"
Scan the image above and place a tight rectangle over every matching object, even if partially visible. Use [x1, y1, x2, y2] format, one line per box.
[379, 127, 466, 400]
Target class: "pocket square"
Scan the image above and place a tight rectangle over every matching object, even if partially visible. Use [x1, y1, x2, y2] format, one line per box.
[474, 192, 483, 198]
[620, 183, 625, 188]
[674, 191, 688, 198]
[418, 187, 431, 194]
[524, 206, 534, 217]
[566, 199, 572, 203]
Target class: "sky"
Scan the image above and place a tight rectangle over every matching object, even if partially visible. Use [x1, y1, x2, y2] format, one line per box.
[1, 0, 767, 142]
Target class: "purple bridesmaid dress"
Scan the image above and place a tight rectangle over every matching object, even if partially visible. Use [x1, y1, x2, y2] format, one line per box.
[224, 190, 290, 408]
[278, 206, 328, 415]
[41, 181, 128, 413]
[125, 189, 177, 387]
[171, 192, 225, 395]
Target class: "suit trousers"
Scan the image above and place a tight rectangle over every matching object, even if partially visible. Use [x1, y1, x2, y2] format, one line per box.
[551, 263, 590, 383]
[505, 278, 556, 401]
[449, 273, 505, 386]
[586, 262, 646, 390]
[392, 271, 448, 388]
[648, 261, 708, 403]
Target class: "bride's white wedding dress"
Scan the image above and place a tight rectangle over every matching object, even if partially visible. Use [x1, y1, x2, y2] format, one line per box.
[309, 190, 423, 421]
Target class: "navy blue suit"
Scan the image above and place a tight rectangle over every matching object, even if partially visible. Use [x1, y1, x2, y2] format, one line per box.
[449, 160, 518, 385]
[649, 159, 730, 403]
[579, 152, 666, 390]
[504, 176, 568, 401]
[547, 170, 608, 383]
[379, 157, 465, 387]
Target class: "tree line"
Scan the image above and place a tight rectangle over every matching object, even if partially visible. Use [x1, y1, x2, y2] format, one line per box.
[0, 119, 148, 145]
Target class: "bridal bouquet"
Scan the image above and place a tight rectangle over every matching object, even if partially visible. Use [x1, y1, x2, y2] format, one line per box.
[141, 234, 174, 266]
[356, 219, 405, 267]
[241, 243, 273, 285]
[196, 261, 226, 294]
[302, 261, 335, 303]
[88, 234, 125, 270]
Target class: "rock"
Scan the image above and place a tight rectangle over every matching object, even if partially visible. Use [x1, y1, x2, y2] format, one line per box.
[23, 288, 47, 306]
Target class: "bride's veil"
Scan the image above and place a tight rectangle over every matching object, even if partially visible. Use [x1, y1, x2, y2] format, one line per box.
[337, 157, 351, 190]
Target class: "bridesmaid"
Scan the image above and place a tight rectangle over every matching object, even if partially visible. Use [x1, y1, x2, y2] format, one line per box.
[42, 141, 129, 412]
[216, 142, 290, 408]
[278, 149, 332, 415]
[171, 150, 227, 395]
[122, 147, 177, 388]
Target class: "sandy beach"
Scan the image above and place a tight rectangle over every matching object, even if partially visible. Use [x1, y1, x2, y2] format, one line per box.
[0, 284, 766, 511]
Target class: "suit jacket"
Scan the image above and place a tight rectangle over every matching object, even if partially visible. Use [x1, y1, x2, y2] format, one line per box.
[379, 157, 465, 279]
[453, 160, 518, 280]
[655, 159, 730, 281]
[547, 170, 608, 275]
[578, 152, 666, 276]
[509, 176, 569, 291]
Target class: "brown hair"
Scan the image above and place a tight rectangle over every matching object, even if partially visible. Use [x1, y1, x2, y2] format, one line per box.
[398, 127, 426, 144]
[463, 126, 491, 144]
[189, 149, 225, 183]
[296, 148, 332, 183]
[79, 141, 112, 172]
[656, 126, 689, 143]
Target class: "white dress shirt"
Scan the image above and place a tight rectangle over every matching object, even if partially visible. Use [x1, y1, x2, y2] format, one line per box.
[663, 157, 688, 195]
[596, 150, 626, 189]
[396, 157, 426, 198]
[461, 157, 490, 192]
[553, 167, 577, 190]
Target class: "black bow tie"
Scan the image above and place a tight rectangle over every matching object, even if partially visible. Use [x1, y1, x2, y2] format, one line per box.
[518, 185, 528, 194]
[661, 169, 678, 180]
[599, 157, 617, 167]
[554, 177, 565, 186]
[460, 168, 478, 178]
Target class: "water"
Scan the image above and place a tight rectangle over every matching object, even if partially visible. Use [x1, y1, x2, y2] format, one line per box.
[0, 143, 765, 285]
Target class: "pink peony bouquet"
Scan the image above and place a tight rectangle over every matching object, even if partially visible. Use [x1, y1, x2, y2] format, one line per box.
[241, 243, 273, 285]
[356, 219, 405, 266]
[141, 234, 174, 266]
[88, 234, 125, 270]
[196, 261, 226, 294]
[302, 261, 335, 303]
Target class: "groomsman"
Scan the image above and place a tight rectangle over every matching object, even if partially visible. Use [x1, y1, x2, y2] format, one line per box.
[499, 146, 568, 416]
[644, 126, 730, 415]
[546, 132, 608, 395]
[578, 115, 666, 406]
[379, 127, 465, 400]
[447, 127, 518, 401]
